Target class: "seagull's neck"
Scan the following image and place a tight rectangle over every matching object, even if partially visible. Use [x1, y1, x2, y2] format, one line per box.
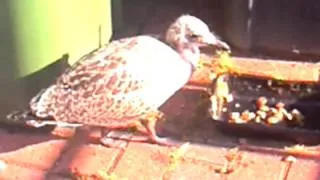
[177, 44, 200, 70]
[162, 34, 200, 70]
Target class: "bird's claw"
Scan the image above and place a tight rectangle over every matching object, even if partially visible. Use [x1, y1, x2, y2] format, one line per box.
[100, 129, 185, 148]
[150, 136, 185, 147]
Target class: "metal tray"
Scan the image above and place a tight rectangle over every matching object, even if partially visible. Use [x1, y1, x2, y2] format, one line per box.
[212, 75, 320, 145]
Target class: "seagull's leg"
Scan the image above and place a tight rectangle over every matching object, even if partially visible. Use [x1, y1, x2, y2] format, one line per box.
[139, 110, 182, 147]
[99, 128, 151, 149]
[99, 121, 150, 149]
[99, 129, 132, 149]
[100, 111, 183, 148]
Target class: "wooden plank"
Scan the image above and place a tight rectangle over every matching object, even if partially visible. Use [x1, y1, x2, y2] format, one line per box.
[229, 57, 319, 83]
[188, 56, 320, 86]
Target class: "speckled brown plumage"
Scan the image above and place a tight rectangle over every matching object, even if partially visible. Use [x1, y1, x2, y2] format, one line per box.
[30, 36, 193, 127]
[9, 14, 231, 147]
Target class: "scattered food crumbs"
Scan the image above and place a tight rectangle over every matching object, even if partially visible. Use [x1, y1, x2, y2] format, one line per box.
[214, 148, 245, 174]
[235, 103, 241, 108]
[167, 143, 190, 171]
[228, 96, 305, 126]
[97, 171, 119, 180]
[209, 73, 217, 80]
[282, 155, 297, 163]
[0, 160, 7, 171]
[213, 51, 233, 75]
[292, 49, 300, 54]
[209, 74, 232, 120]
[279, 155, 296, 180]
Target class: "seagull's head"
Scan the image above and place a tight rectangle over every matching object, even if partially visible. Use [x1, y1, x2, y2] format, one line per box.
[165, 15, 230, 66]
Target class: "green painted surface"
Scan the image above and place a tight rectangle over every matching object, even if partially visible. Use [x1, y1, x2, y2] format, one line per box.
[0, 0, 113, 115]
[9, 0, 112, 77]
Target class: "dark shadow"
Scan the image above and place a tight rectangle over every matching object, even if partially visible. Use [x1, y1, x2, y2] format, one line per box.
[0, 54, 70, 124]
[111, 0, 123, 39]
[110, 0, 226, 40]
[18, 54, 70, 103]
[0, 0, 21, 118]
[0, 129, 53, 153]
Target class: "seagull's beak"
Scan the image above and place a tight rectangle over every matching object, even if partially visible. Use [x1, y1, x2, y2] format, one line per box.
[200, 32, 231, 53]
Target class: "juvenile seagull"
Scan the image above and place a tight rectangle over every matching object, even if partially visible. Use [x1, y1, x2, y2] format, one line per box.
[8, 15, 230, 147]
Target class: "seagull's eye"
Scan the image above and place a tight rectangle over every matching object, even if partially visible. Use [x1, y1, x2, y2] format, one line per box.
[190, 34, 200, 38]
